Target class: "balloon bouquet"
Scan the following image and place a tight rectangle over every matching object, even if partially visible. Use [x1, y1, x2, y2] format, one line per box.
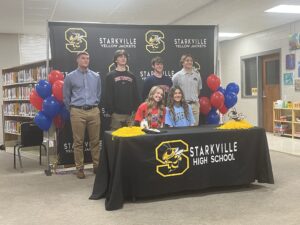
[30, 70, 70, 131]
[199, 74, 239, 124]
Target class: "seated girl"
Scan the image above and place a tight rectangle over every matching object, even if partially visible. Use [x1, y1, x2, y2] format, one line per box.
[165, 86, 195, 127]
[134, 86, 166, 128]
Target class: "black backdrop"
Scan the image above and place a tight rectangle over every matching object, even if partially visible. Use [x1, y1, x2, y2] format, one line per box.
[49, 22, 217, 165]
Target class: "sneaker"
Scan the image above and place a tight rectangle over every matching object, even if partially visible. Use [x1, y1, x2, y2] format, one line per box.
[76, 169, 85, 179]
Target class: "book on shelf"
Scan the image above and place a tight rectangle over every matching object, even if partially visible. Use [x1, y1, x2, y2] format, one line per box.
[2, 65, 47, 85]
[3, 86, 33, 100]
[4, 120, 21, 134]
[37, 66, 48, 80]
[4, 103, 37, 117]
[20, 103, 37, 116]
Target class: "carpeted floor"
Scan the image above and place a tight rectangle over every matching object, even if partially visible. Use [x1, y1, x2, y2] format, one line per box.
[0, 150, 299, 225]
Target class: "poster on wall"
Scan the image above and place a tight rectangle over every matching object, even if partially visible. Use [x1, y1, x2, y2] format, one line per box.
[289, 33, 300, 50]
[251, 88, 257, 96]
[286, 54, 295, 70]
[295, 79, 300, 91]
[283, 72, 294, 85]
[49, 22, 217, 165]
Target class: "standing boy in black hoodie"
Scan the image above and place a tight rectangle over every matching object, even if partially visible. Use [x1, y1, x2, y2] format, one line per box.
[105, 49, 140, 130]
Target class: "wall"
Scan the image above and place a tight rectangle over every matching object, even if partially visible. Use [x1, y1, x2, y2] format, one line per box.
[19, 34, 48, 64]
[0, 34, 20, 144]
[220, 20, 300, 126]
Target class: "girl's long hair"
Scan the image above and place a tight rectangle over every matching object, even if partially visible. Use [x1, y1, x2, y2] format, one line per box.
[167, 86, 190, 122]
[145, 86, 165, 127]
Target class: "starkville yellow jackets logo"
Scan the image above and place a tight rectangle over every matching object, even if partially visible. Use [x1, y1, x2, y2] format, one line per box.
[65, 28, 88, 53]
[145, 30, 165, 53]
[155, 140, 189, 177]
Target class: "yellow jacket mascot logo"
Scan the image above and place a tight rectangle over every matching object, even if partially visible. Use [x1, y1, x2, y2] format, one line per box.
[145, 30, 165, 53]
[65, 28, 87, 53]
[156, 140, 189, 177]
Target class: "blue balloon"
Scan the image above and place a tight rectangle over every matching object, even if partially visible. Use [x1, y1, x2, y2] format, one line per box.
[42, 96, 61, 118]
[36, 80, 52, 99]
[206, 110, 220, 124]
[224, 92, 238, 108]
[217, 86, 226, 95]
[34, 111, 52, 131]
[210, 107, 217, 112]
[60, 106, 70, 121]
[226, 82, 239, 94]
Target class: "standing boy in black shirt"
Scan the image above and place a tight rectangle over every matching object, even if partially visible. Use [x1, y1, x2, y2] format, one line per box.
[105, 49, 140, 130]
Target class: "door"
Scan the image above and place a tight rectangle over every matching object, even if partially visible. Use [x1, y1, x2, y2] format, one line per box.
[262, 54, 280, 132]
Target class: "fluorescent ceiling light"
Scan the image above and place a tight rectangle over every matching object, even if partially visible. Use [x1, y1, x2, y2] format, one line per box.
[265, 5, 300, 14]
[219, 32, 242, 38]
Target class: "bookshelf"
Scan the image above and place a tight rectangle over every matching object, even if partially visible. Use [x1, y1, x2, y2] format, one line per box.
[2, 60, 48, 142]
[273, 101, 300, 139]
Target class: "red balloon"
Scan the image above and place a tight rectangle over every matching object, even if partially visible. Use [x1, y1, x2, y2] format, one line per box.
[199, 97, 212, 115]
[52, 80, 64, 102]
[210, 91, 224, 109]
[219, 105, 228, 114]
[207, 74, 221, 92]
[53, 115, 64, 129]
[30, 89, 43, 111]
[48, 70, 64, 85]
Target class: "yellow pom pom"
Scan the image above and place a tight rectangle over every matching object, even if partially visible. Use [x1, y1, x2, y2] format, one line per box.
[112, 126, 145, 138]
[217, 119, 253, 130]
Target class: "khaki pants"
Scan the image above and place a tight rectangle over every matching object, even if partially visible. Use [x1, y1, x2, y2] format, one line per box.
[190, 102, 200, 126]
[70, 107, 100, 169]
[110, 113, 132, 130]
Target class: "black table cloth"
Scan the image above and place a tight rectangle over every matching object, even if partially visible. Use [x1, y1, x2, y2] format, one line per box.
[90, 126, 274, 210]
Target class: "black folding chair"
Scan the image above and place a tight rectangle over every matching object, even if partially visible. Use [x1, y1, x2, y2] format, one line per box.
[13, 122, 47, 169]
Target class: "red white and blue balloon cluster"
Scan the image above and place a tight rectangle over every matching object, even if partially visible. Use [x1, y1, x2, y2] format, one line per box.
[199, 74, 239, 124]
[29, 70, 70, 131]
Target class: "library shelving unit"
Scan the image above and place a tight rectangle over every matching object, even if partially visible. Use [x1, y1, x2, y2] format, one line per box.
[2, 60, 48, 143]
[273, 101, 300, 139]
